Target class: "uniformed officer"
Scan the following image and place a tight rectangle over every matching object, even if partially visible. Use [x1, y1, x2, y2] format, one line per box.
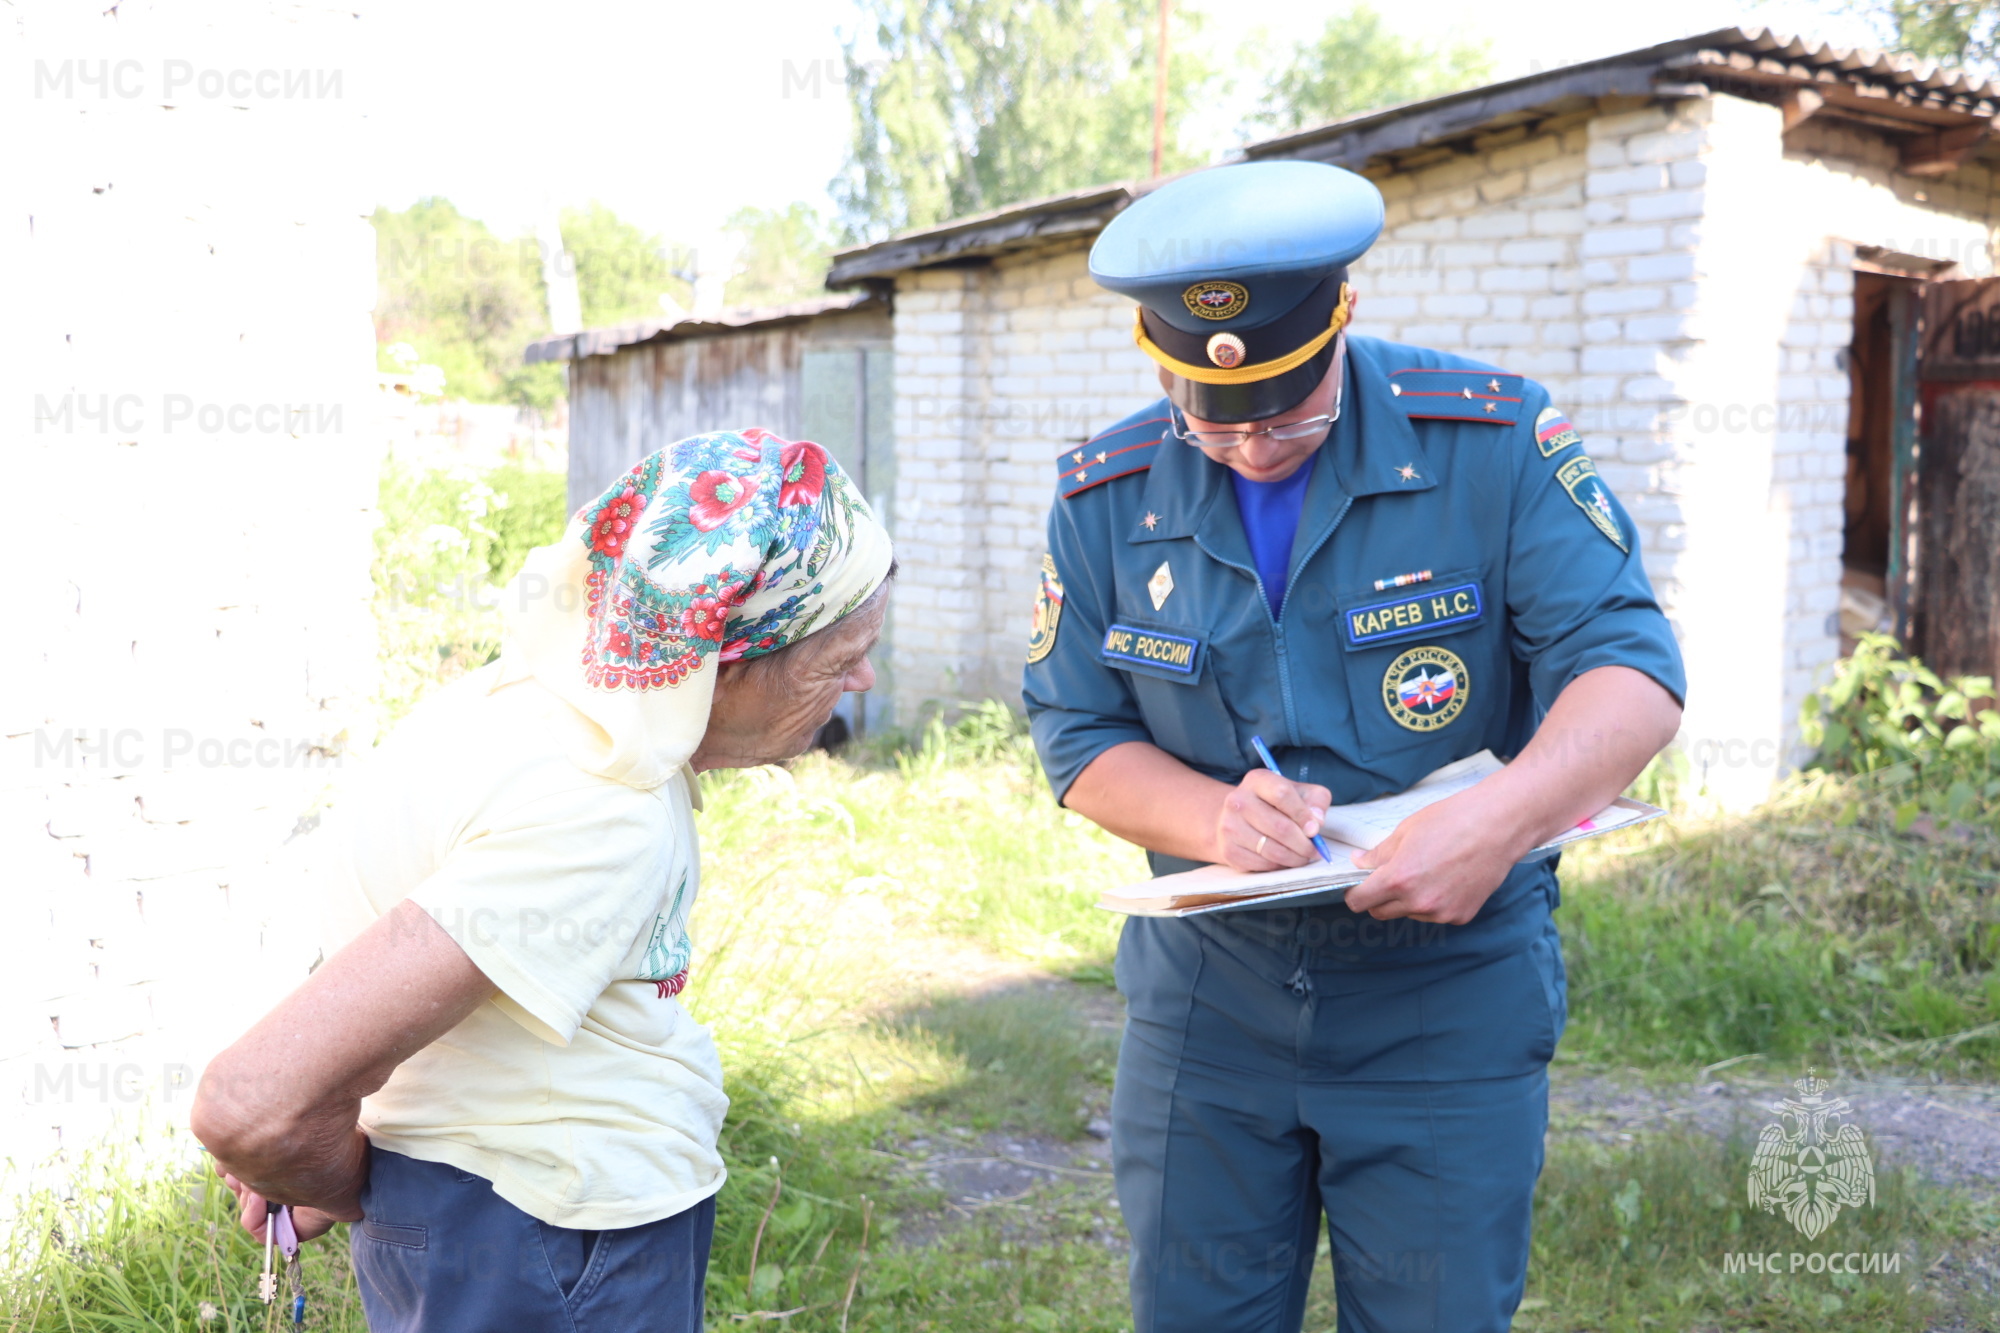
[1021, 159, 1686, 1332]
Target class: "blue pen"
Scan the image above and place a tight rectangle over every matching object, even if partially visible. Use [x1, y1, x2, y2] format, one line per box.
[1249, 735, 1333, 864]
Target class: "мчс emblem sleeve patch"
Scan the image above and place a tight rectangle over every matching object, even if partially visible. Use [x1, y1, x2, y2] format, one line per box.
[1026, 553, 1065, 664]
[1555, 456, 1629, 552]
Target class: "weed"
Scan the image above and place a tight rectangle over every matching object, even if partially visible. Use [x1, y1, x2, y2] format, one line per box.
[371, 458, 566, 727]
[1800, 632, 1999, 829]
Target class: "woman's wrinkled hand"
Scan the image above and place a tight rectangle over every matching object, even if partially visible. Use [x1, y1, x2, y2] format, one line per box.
[1214, 769, 1332, 871]
[216, 1164, 346, 1244]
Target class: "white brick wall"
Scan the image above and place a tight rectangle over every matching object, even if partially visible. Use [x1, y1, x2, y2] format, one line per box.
[1, 3, 380, 1173]
[886, 91, 2000, 805]
[888, 245, 1158, 719]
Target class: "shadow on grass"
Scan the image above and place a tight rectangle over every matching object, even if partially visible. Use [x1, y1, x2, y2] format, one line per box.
[879, 983, 1119, 1140]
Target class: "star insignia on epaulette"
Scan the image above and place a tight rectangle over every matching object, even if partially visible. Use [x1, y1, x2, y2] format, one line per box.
[1073, 451, 1084, 464]
[1096, 451, 1107, 463]
[1483, 401, 1497, 413]
[1076, 470, 1088, 484]
[1487, 378, 1501, 392]
[1390, 383, 1403, 396]
[1396, 464, 1418, 481]
[1142, 511, 1159, 530]
[1461, 387, 1473, 400]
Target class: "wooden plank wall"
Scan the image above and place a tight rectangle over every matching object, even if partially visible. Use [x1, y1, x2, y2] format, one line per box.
[566, 306, 892, 510]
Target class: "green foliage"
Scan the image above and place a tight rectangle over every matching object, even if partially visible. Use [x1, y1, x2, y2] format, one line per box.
[724, 202, 839, 309]
[1857, 0, 2000, 72]
[834, 0, 1215, 240]
[1799, 632, 1999, 829]
[1248, 5, 1494, 134]
[560, 200, 691, 327]
[371, 197, 562, 408]
[371, 457, 568, 727]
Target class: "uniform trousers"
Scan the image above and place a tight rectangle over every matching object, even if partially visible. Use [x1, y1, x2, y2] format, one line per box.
[1112, 902, 1565, 1333]
[350, 1145, 714, 1332]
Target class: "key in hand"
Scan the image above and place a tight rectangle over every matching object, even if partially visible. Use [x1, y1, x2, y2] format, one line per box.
[272, 1205, 307, 1326]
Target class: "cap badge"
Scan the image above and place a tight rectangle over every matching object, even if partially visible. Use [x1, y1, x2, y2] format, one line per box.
[1182, 280, 1249, 322]
[1206, 332, 1246, 369]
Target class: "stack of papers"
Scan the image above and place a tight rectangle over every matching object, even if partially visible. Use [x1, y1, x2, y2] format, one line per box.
[1098, 750, 1661, 918]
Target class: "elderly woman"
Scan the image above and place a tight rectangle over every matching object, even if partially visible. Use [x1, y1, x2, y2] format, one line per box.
[191, 430, 893, 1331]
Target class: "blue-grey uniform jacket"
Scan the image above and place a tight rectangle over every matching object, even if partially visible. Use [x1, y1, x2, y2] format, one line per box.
[1023, 334, 1686, 962]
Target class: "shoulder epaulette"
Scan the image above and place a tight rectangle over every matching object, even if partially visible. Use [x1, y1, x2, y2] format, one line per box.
[1059, 401, 1169, 498]
[1386, 367, 1525, 426]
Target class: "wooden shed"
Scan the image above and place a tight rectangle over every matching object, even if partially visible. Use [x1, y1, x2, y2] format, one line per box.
[528, 291, 896, 516]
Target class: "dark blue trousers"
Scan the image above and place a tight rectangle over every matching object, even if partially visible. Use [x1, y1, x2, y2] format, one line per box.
[350, 1146, 715, 1332]
[1112, 899, 1565, 1333]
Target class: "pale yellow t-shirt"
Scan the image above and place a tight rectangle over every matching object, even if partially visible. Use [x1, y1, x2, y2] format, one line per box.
[319, 663, 727, 1231]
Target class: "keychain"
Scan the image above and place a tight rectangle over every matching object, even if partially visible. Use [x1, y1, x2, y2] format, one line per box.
[255, 1202, 308, 1327]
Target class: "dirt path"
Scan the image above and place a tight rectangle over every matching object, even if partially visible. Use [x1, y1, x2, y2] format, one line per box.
[883, 967, 2000, 1242]
[1551, 1069, 2000, 1196]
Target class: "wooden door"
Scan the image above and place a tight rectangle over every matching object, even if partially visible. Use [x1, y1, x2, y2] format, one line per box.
[1914, 280, 2000, 683]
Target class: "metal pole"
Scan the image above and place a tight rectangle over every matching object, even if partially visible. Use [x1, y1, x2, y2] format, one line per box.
[1152, 0, 1169, 178]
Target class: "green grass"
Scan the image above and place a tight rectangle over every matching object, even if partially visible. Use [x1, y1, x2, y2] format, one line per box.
[8, 714, 2000, 1331]
[1, 1133, 370, 1330]
[1560, 770, 2000, 1080]
[1514, 1130, 1998, 1332]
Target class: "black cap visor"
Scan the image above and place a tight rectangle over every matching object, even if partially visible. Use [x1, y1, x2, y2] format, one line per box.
[1164, 339, 1339, 424]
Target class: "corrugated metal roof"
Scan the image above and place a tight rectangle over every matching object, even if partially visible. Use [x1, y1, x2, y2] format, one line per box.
[822, 182, 1149, 290]
[1252, 26, 2000, 164]
[525, 290, 882, 364]
[826, 26, 2000, 286]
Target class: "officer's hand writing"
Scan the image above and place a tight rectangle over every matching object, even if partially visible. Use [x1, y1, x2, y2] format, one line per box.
[1341, 784, 1533, 924]
[1216, 769, 1332, 872]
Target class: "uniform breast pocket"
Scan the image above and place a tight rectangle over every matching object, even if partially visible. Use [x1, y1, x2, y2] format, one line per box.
[1100, 619, 1238, 767]
[1335, 568, 1497, 762]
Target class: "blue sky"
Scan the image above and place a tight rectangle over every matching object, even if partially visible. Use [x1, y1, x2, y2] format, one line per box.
[363, 0, 1883, 246]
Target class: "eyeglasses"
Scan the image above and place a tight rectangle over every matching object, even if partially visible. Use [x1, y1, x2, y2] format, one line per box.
[1167, 406, 1337, 449]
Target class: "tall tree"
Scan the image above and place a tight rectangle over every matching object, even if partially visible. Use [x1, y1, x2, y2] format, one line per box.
[559, 202, 691, 328]
[371, 198, 561, 408]
[724, 203, 838, 309]
[1247, 7, 1493, 135]
[834, 0, 1214, 241]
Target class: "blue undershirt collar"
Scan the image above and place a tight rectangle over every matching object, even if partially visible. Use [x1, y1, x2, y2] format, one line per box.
[1230, 450, 1319, 619]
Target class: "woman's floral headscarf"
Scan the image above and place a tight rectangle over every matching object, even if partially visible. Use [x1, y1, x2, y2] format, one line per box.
[501, 428, 892, 788]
